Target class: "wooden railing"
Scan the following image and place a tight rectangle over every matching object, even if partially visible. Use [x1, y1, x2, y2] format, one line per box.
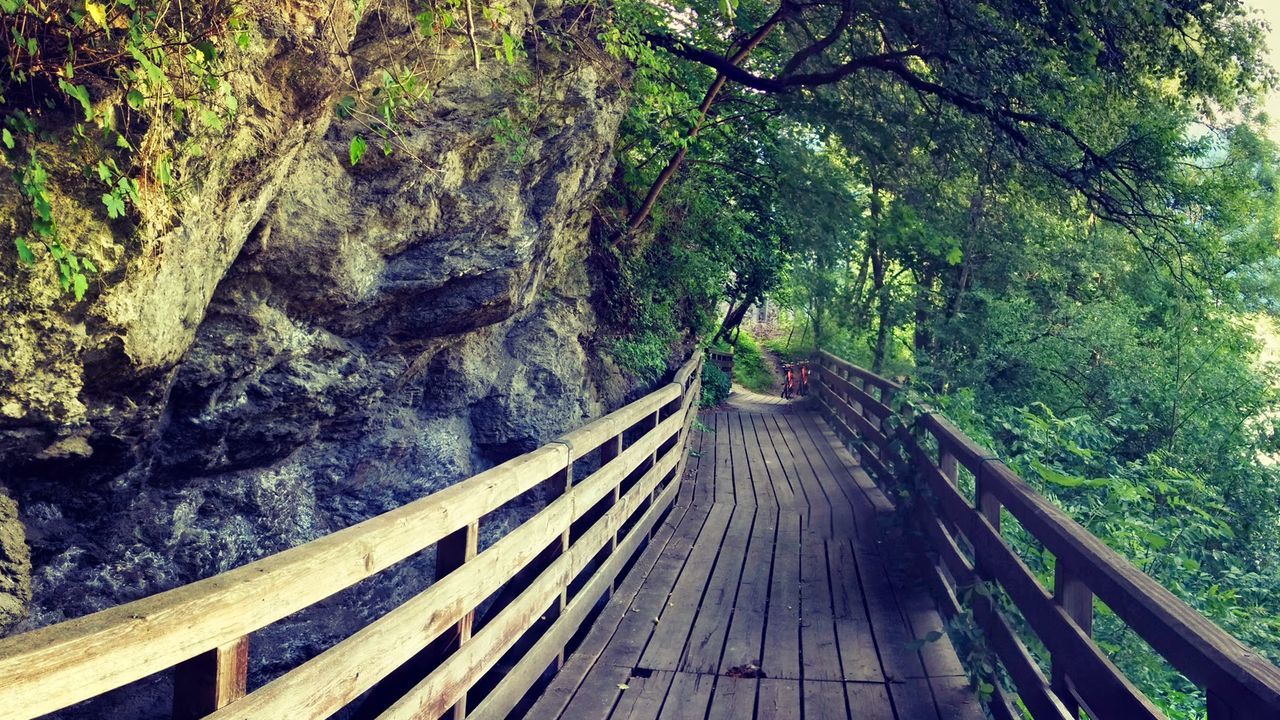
[0, 355, 703, 720]
[812, 350, 1280, 720]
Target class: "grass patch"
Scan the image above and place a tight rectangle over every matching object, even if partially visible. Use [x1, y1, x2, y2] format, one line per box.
[714, 330, 775, 393]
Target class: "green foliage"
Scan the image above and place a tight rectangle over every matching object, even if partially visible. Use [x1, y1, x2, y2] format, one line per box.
[609, 331, 671, 384]
[716, 330, 773, 393]
[699, 362, 730, 407]
[2, 0, 244, 298]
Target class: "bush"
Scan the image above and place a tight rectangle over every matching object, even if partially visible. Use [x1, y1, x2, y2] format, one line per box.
[717, 331, 774, 393]
[610, 332, 672, 384]
[700, 362, 731, 407]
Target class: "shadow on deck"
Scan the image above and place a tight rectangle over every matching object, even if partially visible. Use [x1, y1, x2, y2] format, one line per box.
[528, 390, 983, 720]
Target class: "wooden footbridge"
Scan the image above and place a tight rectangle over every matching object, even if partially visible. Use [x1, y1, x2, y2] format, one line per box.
[2, 353, 1280, 720]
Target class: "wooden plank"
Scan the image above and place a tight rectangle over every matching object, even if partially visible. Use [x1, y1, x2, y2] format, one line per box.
[608, 670, 674, 720]
[749, 414, 797, 509]
[559, 384, 682, 463]
[706, 676, 757, 720]
[825, 539, 884, 682]
[844, 682, 894, 720]
[560, 485, 724, 715]
[714, 412, 735, 505]
[755, 678, 803, 720]
[719, 506, 778, 675]
[803, 679, 849, 718]
[929, 674, 986, 720]
[890, 678, 942, 720]
[737, 412, 779, 508]
[782, 413, 860, 541]
[840, 537, 928, 682]
[679, 505, 753, 674]
[763, 414, 831, 539]
[761, 511, 803, 681]
[172, 636, 249, 720]
[470, 475, 685, 720]
[638, 504, 735, 671]
[799, 536, 843, 681]
[727, 413, 758, 506]
[527, 420, 709, 719]
[691, 413, 718, 509]
[659, 672, 715, 719]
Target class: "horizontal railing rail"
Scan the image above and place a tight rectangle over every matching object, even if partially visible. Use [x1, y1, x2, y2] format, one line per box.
[813, 350, 1280, 720]
[0, 354, 703, 720]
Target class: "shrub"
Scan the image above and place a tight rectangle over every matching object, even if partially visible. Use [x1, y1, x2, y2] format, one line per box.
[700, 362, 730, 407]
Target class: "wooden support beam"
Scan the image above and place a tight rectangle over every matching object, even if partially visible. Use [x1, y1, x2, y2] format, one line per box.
[435, 522, 480, 720]
[173, 635, 249, 720]
[1053, 562, 1095, 718]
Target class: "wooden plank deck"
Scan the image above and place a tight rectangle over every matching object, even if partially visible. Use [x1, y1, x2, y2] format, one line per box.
[527, 389, 984, 720]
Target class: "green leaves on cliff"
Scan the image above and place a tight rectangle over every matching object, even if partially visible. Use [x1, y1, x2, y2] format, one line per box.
[349, 136, 368, 167]
[1, 0, 245, 300]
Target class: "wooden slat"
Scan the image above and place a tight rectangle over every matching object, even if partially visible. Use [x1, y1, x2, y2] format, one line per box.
[0, 442, 567, 720]
[980, 460, 1280, 715]
[472, 475, 685, 720]
[525, 435, 707, 719]
[205, 405, 687, 719]
[817, 350, 902, 393]
[376, 440, 686, 720]
[914, 448, 1161, 718]
[817, 365, 892, 419]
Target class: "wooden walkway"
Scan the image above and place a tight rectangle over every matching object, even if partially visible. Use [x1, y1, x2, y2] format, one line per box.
[528, 389, 984, 720]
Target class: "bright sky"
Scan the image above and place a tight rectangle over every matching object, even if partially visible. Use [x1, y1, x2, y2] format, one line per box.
[1251, 0, 1280, 138]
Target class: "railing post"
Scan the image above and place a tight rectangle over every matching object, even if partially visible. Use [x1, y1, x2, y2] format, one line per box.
[647, 410, 661, 536]
[172, 635, 249, 719]
[436, 521, 480, 719]
[1052, 562, 1094, 718]
[939, 443, 958, 486]
[548, 448, 573, 670]
[601, 433, 623, 560]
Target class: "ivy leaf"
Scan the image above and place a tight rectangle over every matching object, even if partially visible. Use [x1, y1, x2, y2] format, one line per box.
[335, 95, 356, 119]
[349, 135, 367, 166]
[1, 128, 12, 149]
[14, 237, 36, 265]
[102, 192, 126, 219]
[1030, 459, 1103, 488]
[57, 80, 93, 121]
[126, 88, 145, 110]
[84, 2, 108, 29]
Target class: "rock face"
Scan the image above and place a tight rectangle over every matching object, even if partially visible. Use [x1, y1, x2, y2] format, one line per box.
[0, 0, 633, 711]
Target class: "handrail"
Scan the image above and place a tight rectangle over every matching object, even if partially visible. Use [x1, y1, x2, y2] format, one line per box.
[0, 353, 704, 720]
[812, 351, 1280, 720]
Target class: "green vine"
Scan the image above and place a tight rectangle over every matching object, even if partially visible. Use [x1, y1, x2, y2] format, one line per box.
[1, 0, 243, 299]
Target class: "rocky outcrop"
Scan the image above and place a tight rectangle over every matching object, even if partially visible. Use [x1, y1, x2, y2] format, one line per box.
[0, 0, 633, 708]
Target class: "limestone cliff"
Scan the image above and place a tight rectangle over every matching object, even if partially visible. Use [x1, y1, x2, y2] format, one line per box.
[0, 0, 634, 710]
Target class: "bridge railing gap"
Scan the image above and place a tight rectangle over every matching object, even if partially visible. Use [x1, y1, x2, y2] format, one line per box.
[812, 349, 1280, 720]
[0, 355, 704, 720]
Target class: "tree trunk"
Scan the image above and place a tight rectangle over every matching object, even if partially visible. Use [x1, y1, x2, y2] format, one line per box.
[869, 183, 890, 373]
[713, 298, 754, 344]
